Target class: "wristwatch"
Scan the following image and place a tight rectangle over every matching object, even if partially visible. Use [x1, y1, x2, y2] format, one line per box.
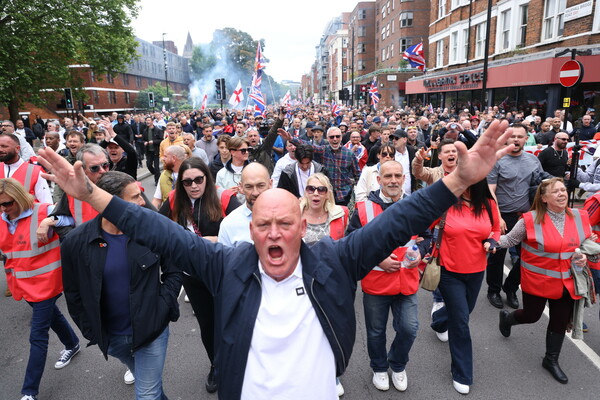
[50, 215, 59, 221]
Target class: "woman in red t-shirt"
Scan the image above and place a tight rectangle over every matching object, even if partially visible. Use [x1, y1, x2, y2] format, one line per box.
[430, 179, 500, 395]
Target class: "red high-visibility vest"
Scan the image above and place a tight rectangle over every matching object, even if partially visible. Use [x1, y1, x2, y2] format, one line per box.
[583, 193, 600, 271]
[1, 203, 62, 302]
[357, 200, 420, 296]
[0, 162, 41, 200]
[329, 206, 349, 240]
[521, 209, 590, 300]
[68, 195, 99, 226]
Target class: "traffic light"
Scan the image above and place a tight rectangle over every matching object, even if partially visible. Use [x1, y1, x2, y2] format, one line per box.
[148, 92, 155, 108]
[356, 85, 368, 100]
[215, 78, 226, 101]
[343, 88, 350, 101]
[64, 88, 74, 109]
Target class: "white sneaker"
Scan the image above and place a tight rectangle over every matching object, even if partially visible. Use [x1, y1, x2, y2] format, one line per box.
[336, 379, 344, 397]
[431, 301, 445, 317]
[392, 370, 407, 391]
[372, 372, 389, 391]
[124, 369, 135, 385]
[184, 294, 190, 303]
[20, 396, 37, 400]
[453, 380, 470, 395]
[54, 343, 80, 369]
[436, 330, 449, 342]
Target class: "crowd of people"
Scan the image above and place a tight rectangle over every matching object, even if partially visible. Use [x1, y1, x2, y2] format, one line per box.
[1, 101, 599, 400]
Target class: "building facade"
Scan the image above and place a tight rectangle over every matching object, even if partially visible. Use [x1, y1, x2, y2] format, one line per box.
[406, 0, 600, 119]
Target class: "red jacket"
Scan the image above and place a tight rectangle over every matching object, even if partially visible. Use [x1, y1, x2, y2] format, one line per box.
[521, 209, 590, 300]
[1, 203, 62, 302]
[356, 200, 419, 296]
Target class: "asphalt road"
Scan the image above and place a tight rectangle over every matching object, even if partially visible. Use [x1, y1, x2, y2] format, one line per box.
[1, 172, 599, 399]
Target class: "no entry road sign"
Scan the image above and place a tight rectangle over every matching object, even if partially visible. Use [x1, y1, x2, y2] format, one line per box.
[559, 60, 584, 88]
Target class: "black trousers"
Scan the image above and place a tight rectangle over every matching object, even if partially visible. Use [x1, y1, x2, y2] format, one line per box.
[146, 151, 160, 184]
[515, 289, 573, 334]
[486, 211, 521, 294]
[183, 274, 215, 364]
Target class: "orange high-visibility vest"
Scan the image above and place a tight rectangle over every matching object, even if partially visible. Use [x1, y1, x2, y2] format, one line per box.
[357, 200, 419, 296]
[0, 162, 41, 200]
[68, 195, 99, 226]
[1, 203, 62, 302]
[521, 209, 590, 300]
[583, 193, 600, 271]
[329, 206, 349, 240]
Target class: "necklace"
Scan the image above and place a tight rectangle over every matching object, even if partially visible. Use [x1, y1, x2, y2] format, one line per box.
[552, 147, 565, 158]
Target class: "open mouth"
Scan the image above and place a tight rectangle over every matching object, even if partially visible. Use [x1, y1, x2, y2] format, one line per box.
[447, 156, 456, 163]
[268, 245, 283, 260]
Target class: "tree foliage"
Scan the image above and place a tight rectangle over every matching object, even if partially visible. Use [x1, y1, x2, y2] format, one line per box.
[135, 83, 191, 111]
[0, 0, 140, 121]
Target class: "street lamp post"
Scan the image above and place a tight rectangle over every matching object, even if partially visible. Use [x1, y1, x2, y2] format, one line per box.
[162, 33, 170, 109]
[351, 26, 355, 108]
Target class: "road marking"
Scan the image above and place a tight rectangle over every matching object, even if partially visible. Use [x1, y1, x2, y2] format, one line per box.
[503, 264, 600, 371]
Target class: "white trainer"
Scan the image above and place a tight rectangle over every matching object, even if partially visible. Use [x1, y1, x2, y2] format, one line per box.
[392, 370, 408, 391]
[431, 301, 445, 317]
[336, 379, 344, 397]
[184, 294, 190, 303]
[372, 372, 389, 391]
[453, 380, 470, 395]
[124, 369, 135, 385]
[436, 330, 449, 342]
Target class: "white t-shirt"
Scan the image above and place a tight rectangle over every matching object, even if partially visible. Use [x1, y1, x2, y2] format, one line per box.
[241, 259, 337, 399]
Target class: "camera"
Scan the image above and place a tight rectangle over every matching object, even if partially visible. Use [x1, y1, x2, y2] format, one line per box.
[449, 123, 458, 130]
[258, 121, 270, 136]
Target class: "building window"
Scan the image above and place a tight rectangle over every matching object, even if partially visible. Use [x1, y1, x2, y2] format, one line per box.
[500, 9, 512, 50]
[358, 26, 367, 37]
[382, 6, 386, 18]
[436, 39, 444, 68]
[358, 43, 366, 53]
[124, 92, 131, 104]
[518, 4, 528, 46]
[400, 12, 413, 27]
[90, 70, 96, 82]
[382, 48, 387, 61]
[386, 23, 390, 38]
[122, 74, 129, 86]
[390, 43, 394, 58]
[391, 19, 395, 34]
[400, 38, 413, 53]
[359, 9, 367, 19]
[451, 0, 459, 9]
[438, 0, 446, 19]
[358, 60, 366, 70]
[463, 28, 469, 62]
[450, 31, 458, 63]
[108, 91, 117, 104]
[136, 76, 142, 88]
[381, 27, 386, 41]
[107, 73, 114, 84]
[475, 22, 486, 58]
[543, 0, 566, 40]
[93, 90, 100, 104]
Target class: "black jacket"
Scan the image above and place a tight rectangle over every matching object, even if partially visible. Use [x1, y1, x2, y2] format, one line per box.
[209, 152, 226, 180]
[248, 117, 283, 174]
[113, 121, 134, 143]
[100, 180, 456, 399]
[99, 134, 138, 179]
[60, 215, 182, 358]
[142, 125, 164, 155]
[277, 161, 326, 197]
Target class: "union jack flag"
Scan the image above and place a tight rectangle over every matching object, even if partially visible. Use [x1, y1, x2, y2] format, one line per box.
[402, 43, 426, 71]
[331, 101, 341, 116]
[250, 90, 266, 116]
[369, 79, 380, 110]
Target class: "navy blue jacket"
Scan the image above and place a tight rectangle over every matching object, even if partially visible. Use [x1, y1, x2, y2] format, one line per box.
[101, 180, 457, 400]
[61, 215, 182, 358]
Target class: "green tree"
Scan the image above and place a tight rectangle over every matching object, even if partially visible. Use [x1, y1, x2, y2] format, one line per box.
[0, 0, 139, 122]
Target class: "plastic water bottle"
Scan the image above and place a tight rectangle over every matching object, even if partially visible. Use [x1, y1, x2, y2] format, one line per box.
[401, 245, 420, 269]
[572, 248, 584, 272]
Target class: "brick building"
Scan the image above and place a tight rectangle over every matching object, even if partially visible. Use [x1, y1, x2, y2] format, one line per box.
[5, 37, 191, 122]
[406, 0, 600, 119]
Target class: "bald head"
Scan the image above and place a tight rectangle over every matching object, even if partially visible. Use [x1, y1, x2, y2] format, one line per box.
[250, 188, 305, 282]
[239, 162, 272, 210]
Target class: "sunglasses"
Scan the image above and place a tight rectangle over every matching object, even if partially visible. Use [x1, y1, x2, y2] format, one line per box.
[88, 162, 109, 173]
[232, 148, 249, 154]
[0, 199, 15, 208]
[181, 176, 205, 186]
[555, 138, 569, 141]
[380, 151, 394, 157]
[328, 135, 341, 139]
[306, 185, 328, 194]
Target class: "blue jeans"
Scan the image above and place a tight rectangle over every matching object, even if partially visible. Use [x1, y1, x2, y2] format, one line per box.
[107, 327, 170, 400]
[363, 292, 418, 373]
[431, 267, 484, 385]
[23, 294, 79, 396]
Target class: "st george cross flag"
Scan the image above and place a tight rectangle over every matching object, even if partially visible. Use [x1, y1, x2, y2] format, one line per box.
[229, 80, 244, 107]
[369, 79, 380, 109]
[200, 94, 208, 112]
[403, 43, 426, 71]
[281, 90, 291, 105]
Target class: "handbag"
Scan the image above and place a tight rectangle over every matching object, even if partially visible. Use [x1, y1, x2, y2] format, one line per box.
[420, 212, 446, 291]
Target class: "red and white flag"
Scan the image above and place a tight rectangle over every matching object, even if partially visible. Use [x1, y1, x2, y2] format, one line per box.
[229, 80, 245, 107]
[200, 94, 208, 112]
[281, 90, 291, 105]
